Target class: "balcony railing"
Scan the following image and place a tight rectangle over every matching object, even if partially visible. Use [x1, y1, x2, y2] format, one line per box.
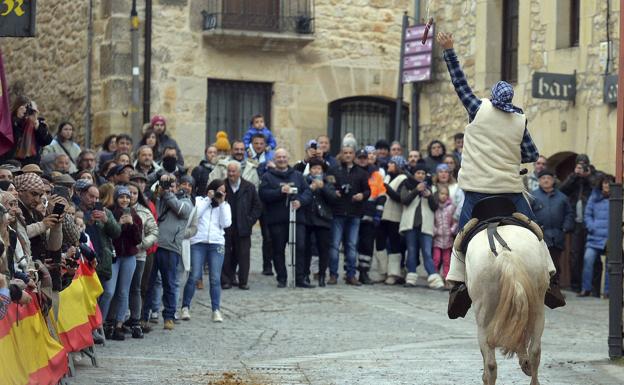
[202, 0, 315, 35]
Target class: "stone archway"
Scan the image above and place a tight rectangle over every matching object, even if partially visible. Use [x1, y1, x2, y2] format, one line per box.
[546, 151, 577, 181]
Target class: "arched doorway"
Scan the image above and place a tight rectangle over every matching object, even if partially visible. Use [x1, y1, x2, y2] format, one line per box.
[547, 151, 577, 182]
[327, 96, 408, 151]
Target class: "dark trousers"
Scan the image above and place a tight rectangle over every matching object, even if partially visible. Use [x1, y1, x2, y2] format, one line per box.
[569, 223, 586, 291]
[269, 222, 306, 284]
[305, 225, 330, 277]
[376, 220, 402, 254]
[260, 217, 274, 271]
[548, 247, 562, 283]
[223, 230, 251, 286]
[357, 221, 376, 271]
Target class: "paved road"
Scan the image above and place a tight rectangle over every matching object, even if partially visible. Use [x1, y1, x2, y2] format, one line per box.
[68, 235, 624, 385]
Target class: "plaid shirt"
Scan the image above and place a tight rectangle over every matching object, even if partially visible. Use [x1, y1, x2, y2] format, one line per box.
[0, 288, 10, 320]
[443, 49, 539, 163]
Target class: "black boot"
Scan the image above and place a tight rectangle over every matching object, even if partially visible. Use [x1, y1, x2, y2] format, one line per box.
[103, 321, 115, 340]
[447, 282, 472, 319]
[128, 319, 144, 339]
[359, 269, 373, 285]
[318, 275, 326, 287]
[111, 326, 125, 341]
[544, 277, 566, 309]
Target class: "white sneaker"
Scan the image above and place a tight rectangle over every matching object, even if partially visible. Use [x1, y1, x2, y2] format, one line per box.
[212, 310, 223, 323]
[149, 311, 159, 324]
[180, 307, 191, 321]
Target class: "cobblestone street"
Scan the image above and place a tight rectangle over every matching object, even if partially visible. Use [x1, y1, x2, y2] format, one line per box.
[68, 235, 624, 385]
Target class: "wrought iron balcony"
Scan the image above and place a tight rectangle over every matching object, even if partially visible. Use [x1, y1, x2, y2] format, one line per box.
[202, 0, 315, 51]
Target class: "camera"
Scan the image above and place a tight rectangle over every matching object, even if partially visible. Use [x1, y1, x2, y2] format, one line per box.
[214, 191, 224, 199]
[340, 184, 352, 196]
[310, 142, 317, 150]
[288, 187, 298, 195]
[24, 102, 36, 116]
[160, 178, 173, 190]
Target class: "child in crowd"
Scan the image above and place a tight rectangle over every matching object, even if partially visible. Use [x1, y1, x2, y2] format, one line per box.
[432, 185, 457, 286]
[242, 114, 277, 152]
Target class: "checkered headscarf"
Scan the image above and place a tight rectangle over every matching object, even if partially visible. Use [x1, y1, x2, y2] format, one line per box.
[490, 81, 523, 114]
[14, 173, 45, 192]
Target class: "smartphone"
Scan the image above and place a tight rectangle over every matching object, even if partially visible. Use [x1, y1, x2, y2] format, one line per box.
[94, 202, 103, 211]
[123, 207, 131, 215]
[52, 202, 65, 216]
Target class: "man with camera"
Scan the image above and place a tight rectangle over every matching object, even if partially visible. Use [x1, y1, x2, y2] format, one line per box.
[559, 156, 594, 292]
[259, 148, 312, 288]
[144, 174, 193, 330]
[327, 145, 371, 286]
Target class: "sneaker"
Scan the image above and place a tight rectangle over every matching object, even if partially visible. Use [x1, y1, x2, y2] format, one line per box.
[212, 310, 223, 323]
[163, 319, 175, 330]
[131, 325, 144, 339]
[327, 276, 338, 285]
[149, 311, 159, 324]
[181, 307, 191, 321]
[140, 320, 152, 333]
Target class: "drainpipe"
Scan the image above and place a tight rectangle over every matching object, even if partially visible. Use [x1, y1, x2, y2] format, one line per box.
[130, 0, 141, 143]
[85, 0, 94, 148]
[411, 0, 421, 151]
[394, 12, 408, 142]
[143, 0, 152, 124]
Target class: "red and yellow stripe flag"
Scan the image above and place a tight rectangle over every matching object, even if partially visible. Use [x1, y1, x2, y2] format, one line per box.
[57, 260, 103, 352]
[0, 292, 68, 385]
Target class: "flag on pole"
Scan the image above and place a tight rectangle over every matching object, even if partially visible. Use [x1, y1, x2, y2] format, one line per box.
[0, 46, 14, 157]
[0, 292, 68, 385]
[56, 259, 103, 352]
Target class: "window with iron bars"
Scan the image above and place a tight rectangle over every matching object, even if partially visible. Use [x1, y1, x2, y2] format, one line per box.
[206, 79, 273, 145]
[203, 0, 314, 34]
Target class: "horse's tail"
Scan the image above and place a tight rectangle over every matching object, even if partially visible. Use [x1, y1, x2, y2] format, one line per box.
[486, 249, 539, 357]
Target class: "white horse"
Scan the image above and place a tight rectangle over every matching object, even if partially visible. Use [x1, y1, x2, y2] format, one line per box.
[465, 225, 550, 385]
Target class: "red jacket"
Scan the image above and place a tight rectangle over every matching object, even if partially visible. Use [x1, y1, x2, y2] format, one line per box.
[112, 207, 143, 257]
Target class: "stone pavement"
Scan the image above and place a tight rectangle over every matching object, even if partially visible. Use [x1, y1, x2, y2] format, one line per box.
[68, 235, 624, 385]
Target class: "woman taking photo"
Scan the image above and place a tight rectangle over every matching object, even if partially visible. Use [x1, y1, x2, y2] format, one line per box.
[181, 179, 231, 322]
[42, 121, 82, 173]
[124, 182, 158, 338]
[106, 185, 143, 341]
[3, 96, 53, 165]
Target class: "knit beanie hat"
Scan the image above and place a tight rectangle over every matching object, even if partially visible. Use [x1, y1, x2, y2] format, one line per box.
[388, 156, 406, 169]
[413, 160, 427, 173]
[342, 133, 357, 150]
[435, 163, 450, 173]
[114, 185, 131, 200]
[74, 179, 93, 193]
[215, 131, 231, 152]
[150, 114, 166, 127]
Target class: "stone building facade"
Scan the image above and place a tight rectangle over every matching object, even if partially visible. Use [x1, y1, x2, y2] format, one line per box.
[0, 0, 620, 174]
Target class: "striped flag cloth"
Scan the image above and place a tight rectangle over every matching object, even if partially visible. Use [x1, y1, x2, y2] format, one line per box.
[0, 292, 68, 385]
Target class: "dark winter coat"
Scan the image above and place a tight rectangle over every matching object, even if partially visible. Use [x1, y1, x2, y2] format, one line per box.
[111, 207, 143, 257]
[258, 167, 312, 226]
[327, 163, 371, 217]
[584, 189, 610, 250]
[192, 159, 215, 197]
[531, 187, 574, 250]
[304, 174, 338, 229]
[559, 173, 593, 222]
[3, 118, 53, 164]
[225, 178, 263, 237]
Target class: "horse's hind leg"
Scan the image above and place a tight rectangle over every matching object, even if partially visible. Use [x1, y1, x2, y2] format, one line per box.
[529, 308, 545, 385]
[518, 342, 531, 376]
[478, 325, 497, 385]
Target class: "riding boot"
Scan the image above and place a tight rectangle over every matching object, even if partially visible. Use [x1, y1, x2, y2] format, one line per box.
[544, 276, 566, 309]
[447, 281, 472, 319]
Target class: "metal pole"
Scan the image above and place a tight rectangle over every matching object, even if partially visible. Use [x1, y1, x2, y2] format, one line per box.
[288, 200, 297, 289]
[607, 0, 624, 360]
[143, 0, 152, 124]
[85, 0, 93, 148]
[411, 0, 421, 151]
[394, 12, 408, 143]
[130, 0, 141, 143]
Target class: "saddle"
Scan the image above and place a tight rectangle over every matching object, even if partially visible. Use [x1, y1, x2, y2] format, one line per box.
[454, 196, 543, 256]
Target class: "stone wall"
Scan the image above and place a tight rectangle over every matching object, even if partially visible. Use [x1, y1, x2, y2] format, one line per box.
[0, 1, 89, 141]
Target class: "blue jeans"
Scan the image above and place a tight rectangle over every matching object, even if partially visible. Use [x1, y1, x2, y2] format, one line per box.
[183, 243, 224, 311]
[459, 192, 536, 229]
[404, 228, 434, 274]
[143, 248, 180, 321]
[99, 260, 120, 321]
[329, 216, 360, 279]
[110, 256, 137, 322]
[582, 246, 608, 293]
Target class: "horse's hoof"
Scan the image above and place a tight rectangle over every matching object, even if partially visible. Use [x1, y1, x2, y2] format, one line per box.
[520, 358, 531, 376]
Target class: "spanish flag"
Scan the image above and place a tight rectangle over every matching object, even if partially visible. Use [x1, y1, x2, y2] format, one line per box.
[0, 293, 68, 385]
[57, 260, 103, 352]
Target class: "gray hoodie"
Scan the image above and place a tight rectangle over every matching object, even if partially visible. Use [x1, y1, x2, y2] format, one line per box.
[156, 190, 193, 255]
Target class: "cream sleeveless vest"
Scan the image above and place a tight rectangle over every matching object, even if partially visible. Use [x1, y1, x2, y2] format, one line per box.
[458, 98, 526, 193]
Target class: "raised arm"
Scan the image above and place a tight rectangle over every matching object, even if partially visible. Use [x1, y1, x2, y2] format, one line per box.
[437, 32, 482, 121]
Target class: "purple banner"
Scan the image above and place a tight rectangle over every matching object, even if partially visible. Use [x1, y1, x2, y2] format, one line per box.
[0, 47, 14, 156]
[401, 23, 434, 83]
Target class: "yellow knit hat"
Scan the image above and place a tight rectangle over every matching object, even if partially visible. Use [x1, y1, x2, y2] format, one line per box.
[215, 131, 231, 152]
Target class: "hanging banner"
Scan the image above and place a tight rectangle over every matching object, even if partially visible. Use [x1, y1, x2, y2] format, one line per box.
[0, 47, 13, 157]
[402, 23, 435, 83]
[0, 0, 37, 37]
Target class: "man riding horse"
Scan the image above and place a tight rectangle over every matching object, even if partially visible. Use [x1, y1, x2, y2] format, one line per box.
[436, 32, 566, 319]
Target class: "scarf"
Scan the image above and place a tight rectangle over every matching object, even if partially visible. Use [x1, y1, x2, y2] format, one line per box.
[14, 118, 38, 159]
[490, 81, 523, 114]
